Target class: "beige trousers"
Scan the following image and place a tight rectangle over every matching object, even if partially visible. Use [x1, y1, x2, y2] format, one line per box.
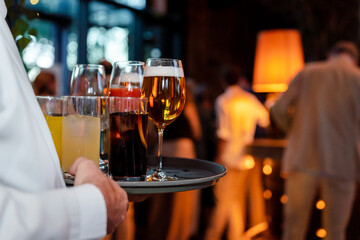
[205, 160, 267, 240]
[282, 172, 357, 240]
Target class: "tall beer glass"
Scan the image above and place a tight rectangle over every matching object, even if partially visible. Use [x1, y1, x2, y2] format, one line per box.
[141, 58, 186, 181]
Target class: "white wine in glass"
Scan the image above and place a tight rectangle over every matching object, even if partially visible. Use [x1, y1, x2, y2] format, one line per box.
[141, 58, 186, 181]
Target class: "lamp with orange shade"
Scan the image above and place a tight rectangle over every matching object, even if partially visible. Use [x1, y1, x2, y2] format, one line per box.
[253, 29, 304, 93]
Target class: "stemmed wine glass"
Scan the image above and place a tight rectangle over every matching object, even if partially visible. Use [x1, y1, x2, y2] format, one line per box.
[141, 58, 186, 181]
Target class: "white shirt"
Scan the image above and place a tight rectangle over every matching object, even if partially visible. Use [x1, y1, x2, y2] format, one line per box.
[215, 85, 269, 170]
[271, 57, 360, 181]
[0, 2, 106, 239]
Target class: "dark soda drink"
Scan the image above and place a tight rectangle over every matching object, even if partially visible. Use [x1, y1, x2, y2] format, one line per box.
[109, 112, 148, 180]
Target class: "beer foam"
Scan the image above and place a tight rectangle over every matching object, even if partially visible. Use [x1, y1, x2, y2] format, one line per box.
[144, 66, 184, 78]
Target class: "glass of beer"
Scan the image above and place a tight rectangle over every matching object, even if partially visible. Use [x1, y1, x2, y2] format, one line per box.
[70, 64, 107, 96]
[36, 96, 63, 168]
[109, 61, 144, 97]
[62, 96, 101, 175]
[141, 58, 186, 181]
[108, 97, 148, 181]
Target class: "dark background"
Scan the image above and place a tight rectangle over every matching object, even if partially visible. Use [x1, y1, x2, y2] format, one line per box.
[183, 0, 360, 94]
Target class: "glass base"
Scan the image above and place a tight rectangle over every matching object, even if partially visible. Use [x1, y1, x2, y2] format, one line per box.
[146, 170, 178, 181]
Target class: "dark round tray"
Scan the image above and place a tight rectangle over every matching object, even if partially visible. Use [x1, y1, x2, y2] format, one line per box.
[65, 157, 226, 194]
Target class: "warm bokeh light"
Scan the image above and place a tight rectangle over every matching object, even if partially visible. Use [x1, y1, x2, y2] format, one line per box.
[316, 228, 327, 238]
[263, 189, 272, 199]
[243, 155, 255, 169]
[263, 164, 272, 175]
[280, 194, 288, 204]
[253, 29, 304, 92]
[30, 0, 39, 5]
[263, 158, 273, 165]
[316, 200, 326, 210]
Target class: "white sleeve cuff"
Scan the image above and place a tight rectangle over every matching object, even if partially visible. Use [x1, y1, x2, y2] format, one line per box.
[73, 184, 107, 239]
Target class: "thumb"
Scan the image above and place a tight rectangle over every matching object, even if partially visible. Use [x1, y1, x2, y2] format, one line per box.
[68, 157, 90, 176]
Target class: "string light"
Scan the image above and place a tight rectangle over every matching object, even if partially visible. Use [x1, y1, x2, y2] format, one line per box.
[263, 189, 272, 199]
[263, 164, 272, 175]
[316, 228, 327, 238]
[243, 155, 255, 169]
[280, 194, 288, 204]
[316, 200, 326, 210]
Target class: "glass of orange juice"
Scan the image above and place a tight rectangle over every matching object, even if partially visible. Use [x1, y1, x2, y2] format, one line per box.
[62, 96, 101, 175]
[109, 61, 144, 97]
[36, 96, 64, 168]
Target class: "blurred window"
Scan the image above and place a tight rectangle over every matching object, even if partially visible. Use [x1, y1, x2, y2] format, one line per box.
[20, 19, 56, 81]
[11, 0, 185, 93]
[114, 0, 146, 10]
[87, 26, 129, 64]
[25, 0, 77, 18]
[88, 2, 134, 64]
[66, 33, 78, 70]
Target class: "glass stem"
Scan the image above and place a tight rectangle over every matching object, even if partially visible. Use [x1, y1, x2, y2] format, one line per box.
[157, 128, 164, 172]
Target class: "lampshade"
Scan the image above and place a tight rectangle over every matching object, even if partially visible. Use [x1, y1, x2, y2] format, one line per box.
[253, 29, 304, 92]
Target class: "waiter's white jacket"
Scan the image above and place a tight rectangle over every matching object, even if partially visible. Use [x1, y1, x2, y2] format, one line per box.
[0, 1, 107, 239]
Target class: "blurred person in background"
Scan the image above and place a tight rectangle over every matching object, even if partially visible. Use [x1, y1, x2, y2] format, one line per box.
[205, 66, 269, 240]
[32, 70, 57, 96]
[271, 41, 360, 240]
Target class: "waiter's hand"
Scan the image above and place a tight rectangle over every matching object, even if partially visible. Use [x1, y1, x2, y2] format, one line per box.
[69, 157, 129, 234]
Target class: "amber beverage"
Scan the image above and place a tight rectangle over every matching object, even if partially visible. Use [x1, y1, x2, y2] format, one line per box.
[44, 114, 63, 167]
[36, 96, 64, 167]
[141, 75, 185, 129]
[141, 60, 186, 181]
